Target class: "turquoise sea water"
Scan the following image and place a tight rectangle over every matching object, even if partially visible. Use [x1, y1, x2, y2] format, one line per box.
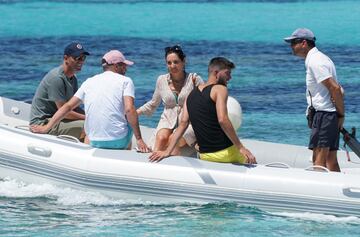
[1, 0, 360, 236]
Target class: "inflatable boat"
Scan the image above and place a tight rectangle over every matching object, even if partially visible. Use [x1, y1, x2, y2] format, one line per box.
[1, 96, 360, 217]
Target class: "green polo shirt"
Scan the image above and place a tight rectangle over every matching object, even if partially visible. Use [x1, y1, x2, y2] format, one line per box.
[30, 65, 79, 125]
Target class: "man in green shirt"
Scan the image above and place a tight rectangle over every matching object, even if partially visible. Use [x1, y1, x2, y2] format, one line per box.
[30, 42, 89, 140]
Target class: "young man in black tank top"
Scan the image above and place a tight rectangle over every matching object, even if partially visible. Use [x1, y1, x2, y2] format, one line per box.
[149, 57, 256, 164]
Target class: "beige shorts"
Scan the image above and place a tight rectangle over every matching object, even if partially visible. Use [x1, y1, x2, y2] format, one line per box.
[47, 119, 84, 140]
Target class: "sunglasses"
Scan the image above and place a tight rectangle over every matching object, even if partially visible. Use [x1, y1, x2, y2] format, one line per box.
[73, 55, 87, 61]
[165, 45, 183, 53]
[116, 62, 126, 67]
[290, 38, 305, 45]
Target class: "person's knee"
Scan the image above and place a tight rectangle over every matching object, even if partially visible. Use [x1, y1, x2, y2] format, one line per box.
[156, 131, 171, 143]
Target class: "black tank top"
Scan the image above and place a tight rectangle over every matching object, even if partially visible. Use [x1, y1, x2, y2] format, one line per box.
[187, 84, 233, 153]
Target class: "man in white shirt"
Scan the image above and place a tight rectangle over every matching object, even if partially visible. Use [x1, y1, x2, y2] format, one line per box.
[284, 28, 344, 172]
[31, 50, 150, 152]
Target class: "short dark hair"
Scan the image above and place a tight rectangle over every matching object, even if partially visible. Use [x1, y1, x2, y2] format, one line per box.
[305, 39, 316, 48]
[208, 57, 235, 73]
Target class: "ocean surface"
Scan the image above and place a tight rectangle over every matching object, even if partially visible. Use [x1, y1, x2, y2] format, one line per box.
[1, 0, 360, 236]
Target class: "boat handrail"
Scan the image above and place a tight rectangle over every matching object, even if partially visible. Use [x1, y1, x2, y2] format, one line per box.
[304, 165, 330, 172]
[264, 162, 291, 169]
[56, 135, 80, 143]
[15, 125, 30, 131]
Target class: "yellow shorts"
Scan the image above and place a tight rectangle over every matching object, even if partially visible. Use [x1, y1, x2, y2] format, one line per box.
[199, 145, 246, 164]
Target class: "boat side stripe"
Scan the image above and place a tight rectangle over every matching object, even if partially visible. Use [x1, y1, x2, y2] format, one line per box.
[185, 158, 217, 185]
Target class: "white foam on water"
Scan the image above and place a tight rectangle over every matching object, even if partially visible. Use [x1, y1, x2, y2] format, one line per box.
[0, 177, 199, 207]
[0, 177, 55, 198]
[0, 177, 142, 206]
[272, 211, 360, 224]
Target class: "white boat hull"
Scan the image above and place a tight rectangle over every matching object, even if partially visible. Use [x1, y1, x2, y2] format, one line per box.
[1, 96, 360, 217]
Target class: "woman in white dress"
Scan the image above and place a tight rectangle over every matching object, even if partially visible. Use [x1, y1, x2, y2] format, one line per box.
[137, 45, 203, 155]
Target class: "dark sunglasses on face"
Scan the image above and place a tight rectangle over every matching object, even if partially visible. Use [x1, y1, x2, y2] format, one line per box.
[73, 55, 87, 61]
[116, 62, 126, 67]
[290, 38, 305, 45]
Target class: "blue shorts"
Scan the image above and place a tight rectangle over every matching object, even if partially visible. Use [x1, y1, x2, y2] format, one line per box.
[90, 127, 133, 149]
[309, 111, 339, 151]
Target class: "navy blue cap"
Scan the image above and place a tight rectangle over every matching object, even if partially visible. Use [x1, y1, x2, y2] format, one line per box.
[64, 42, 90, 57]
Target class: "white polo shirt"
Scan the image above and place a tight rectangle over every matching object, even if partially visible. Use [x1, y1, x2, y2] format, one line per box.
[74, 71, 135, 141]
[305, 47, 338, 112]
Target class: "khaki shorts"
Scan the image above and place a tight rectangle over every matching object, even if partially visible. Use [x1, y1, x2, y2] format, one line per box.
[47, 119, 84, 140]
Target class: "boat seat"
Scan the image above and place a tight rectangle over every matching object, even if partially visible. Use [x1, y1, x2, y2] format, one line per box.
[305, 165, 330, 172]
[264, 162, 291, 168]
[56, 135, 80, 143]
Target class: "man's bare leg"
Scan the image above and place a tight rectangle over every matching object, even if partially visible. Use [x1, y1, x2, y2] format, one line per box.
[327, 150, 340, 172]
[313, 147, 340, 172]
[313, 147, 328, 169]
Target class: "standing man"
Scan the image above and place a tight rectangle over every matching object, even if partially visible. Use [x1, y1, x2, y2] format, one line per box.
[284, 28, 344, 172]
[30, 42, 89, 140]
[149, 57, 256, 163]
[31, 50, 150, 152]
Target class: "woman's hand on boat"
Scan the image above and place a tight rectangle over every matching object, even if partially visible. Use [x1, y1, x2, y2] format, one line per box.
[136, 139, 152, 153]
[30, 124, 50, 134]
[240, 147, 257, 164]
[148, 151, 170, 162]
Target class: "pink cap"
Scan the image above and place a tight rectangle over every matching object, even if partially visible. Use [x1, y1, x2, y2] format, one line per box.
[102, 50, 134, 66]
